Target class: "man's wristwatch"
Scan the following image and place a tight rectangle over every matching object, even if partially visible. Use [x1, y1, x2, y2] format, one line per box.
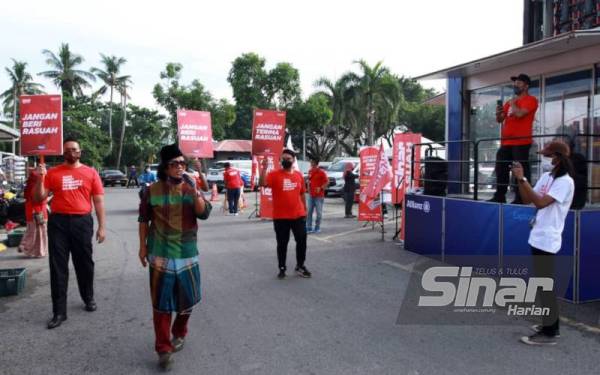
[518, 177, 527, 183]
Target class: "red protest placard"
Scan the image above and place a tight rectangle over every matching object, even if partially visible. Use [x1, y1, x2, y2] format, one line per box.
[177, 110, 213, 158]
[258, 152, 279, 219]
[392, 133, 421, 205]
[252, 109, 286, 156]
[19, 95, 63, 156]
[358, 146, 383, 222]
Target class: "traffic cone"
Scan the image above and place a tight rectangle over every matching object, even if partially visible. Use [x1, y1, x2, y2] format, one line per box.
[210, 183, 219, 201]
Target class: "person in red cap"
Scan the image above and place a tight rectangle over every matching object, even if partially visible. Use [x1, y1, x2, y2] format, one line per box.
[489, 73, 538, 204]
[223, 162, 244, 216]
[512, 140, 574, 346]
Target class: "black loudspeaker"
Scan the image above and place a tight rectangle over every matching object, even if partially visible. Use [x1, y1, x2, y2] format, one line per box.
[423, 157, 448, 197]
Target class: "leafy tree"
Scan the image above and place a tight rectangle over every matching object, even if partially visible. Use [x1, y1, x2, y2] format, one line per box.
[1, 59, 44, 121]
[287, 93, 333, 160]
[38, 43, 96, 98]
[91, 54, 130, 152]
[314, 76, 352, 156]
[153, 63, 235, 141]
[227, 53, 301, 139]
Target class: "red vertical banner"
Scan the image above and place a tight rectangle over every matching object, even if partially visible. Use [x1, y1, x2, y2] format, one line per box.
[258, 152, 279, 219]
[392, 133, 421, 240]
[252, 109, 286, 155]
[392, 133, 421, 205]
[177, 110, 213, 158]
[19, 95, 63, 156]
[358, 146, 383, 222]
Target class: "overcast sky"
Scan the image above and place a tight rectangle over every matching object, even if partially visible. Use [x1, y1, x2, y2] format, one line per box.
[1, 0, 523, 111]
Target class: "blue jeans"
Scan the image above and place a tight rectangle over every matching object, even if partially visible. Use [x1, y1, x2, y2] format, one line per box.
[226, 188, 240, 213]
[306, 196, 324, 230]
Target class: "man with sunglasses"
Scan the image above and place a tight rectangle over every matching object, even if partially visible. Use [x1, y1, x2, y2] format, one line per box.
[34, 138, 106, 329]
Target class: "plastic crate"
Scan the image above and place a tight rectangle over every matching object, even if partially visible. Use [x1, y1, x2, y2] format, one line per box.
[6, 232, 24, 247]
[0, 268, 26, 296]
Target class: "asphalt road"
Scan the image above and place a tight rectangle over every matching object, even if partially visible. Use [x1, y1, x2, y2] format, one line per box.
[1, 188, 599, 375]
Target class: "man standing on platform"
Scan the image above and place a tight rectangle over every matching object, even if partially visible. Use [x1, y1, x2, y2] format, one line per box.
[223, 162, 243, 216]
[306, 158, 328, 234]
[259, 149, 311, 279]
[489, 73, 538, 204]
[35, 138, 106, 329]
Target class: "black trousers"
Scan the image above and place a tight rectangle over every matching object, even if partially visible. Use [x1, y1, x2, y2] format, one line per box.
[226, 188, 241, 213]
[273, 218, 307, 270]
[48, 213, 95, 315]
[127, 176, 139, 188]
[343, 190, 354, 216]
[531, 247, 560, 336]
[494, 145, 531, 202]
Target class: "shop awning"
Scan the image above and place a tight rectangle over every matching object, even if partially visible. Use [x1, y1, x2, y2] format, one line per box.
[0, 123, 20, 141]
[415, 30, 600, 80]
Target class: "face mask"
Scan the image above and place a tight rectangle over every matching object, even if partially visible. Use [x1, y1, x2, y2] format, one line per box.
[513, 86, 522, 96]
[64, 153, 79, 164]
[541, 156, 553, 172]
[281, 160, 293, 169]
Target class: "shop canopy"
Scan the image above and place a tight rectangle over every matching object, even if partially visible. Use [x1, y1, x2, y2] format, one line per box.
[416, 30, 600, 81]
[0, 123, 20, 142]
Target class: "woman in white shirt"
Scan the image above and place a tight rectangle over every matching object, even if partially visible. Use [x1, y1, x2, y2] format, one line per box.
[512, 140, 574, 346]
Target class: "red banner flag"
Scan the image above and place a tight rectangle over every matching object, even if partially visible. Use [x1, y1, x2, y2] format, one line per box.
[19, 95, 63, 156]
[358, 146, 383, 222]
[361, 143, 392, 204]
[392, 133, 421, 205]
[258, 152, 279, 219]
[252, 109, 286, 156]
[177, 110, 213, 158]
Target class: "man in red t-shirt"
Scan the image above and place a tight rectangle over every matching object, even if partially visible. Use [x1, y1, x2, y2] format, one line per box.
[490, 73, 539, 204]
[223, 162, 244, 215]
[35, 139, 106, 329]
[306, 158, 328, 234]
[259, 149, 311, 279]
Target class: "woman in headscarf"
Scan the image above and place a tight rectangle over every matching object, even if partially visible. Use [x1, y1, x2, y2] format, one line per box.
[138, 144, 206, 370]
[18, 168, 48, 257]
[343, 162, 358, 218]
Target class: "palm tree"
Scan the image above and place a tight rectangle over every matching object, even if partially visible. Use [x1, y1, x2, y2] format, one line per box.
[38, 43, 96, 97]
[314, 76, 352, 156]
[344, 60, 399, 145]
[1, 59, 44, 152]
[91, 54, 130, 152]
[115, 77, 132, 170]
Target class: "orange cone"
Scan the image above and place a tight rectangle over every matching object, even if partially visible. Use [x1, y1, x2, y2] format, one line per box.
[210, 183, 219, 201]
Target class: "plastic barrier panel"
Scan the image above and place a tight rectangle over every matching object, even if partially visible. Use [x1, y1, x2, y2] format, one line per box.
[579, 210, 600, 302]
[404, 195, 443, 260]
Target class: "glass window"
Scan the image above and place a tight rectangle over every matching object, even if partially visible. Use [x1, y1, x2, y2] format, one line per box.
[592, 66, 600, 203]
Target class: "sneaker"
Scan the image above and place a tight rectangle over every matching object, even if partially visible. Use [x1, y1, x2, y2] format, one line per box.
[306, 228, 314, 234]
[234, 212, 239, 216]
[531, 325, 560, 338]
[172, 337, 185, 352]
[520, 333, 557, 346]
[157, 352, 173, 371]
[295, 265, 312, 278]
[313, 228, 321, 234]
[277, 268, 286, 279]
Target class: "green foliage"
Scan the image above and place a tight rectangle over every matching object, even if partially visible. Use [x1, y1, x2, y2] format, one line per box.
[114, 104, 167, 166]
[38, 43, 96, 98]
[1, 59, 44, 117]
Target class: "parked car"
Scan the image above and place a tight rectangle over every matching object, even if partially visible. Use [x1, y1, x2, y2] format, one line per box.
[325, 158, 360, 196]
[100, 169, 127, 187]
[207, 160, 253, 192]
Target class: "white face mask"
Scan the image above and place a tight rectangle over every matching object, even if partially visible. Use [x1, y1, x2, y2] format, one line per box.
[541, 156, 553, 172]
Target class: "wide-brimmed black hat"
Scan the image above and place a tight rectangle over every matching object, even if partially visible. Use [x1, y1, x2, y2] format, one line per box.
[160, 143, 183, 163]
[510, 73, 531, 85]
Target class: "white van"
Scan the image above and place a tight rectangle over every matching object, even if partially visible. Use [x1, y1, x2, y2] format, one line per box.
[207, 160, 253, 192]
[325, 158, 360, 196]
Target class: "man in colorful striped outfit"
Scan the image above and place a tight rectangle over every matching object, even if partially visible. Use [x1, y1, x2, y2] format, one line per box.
[138, 144, 207, 370]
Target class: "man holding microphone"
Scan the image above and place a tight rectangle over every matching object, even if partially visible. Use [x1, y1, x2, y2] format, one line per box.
[489, 74, 538, 204]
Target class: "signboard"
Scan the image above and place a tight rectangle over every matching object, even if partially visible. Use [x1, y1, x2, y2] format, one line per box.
[177, 110, 213, 158]
[392, 133, 421, 205]
[19, 95, 63, 155]
[258, 152, 279, 219]
[358, 146, 383, 222]
[252, 109, 286, 156]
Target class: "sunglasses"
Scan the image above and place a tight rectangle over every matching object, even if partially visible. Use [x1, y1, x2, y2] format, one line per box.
[168, 160, 187, 168]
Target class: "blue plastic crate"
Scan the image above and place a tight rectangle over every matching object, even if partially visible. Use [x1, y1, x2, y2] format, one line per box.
[0, 268, 26, 296]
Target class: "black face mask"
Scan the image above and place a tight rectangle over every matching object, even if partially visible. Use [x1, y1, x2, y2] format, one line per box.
[281, 160, 293, 169]
[513, 86, 523, 96]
